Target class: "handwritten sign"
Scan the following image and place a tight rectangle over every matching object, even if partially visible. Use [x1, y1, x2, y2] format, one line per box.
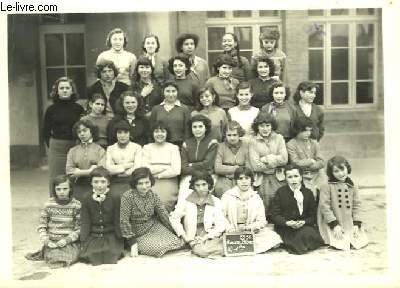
[223, 232, 255, 257]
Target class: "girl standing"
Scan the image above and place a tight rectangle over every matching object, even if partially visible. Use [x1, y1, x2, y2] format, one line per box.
[35, 175, 81, 268]
[318, 156, 368, 250]
[170, 170, 226, 258]
[191, 87, 228, 142]
[248, 56, 276, 108]
[80, 167, 124, 265]
[141, 33, 169, 84]
[96, 28, 137, 86]
[221, 33, 251, 82]
[120, 167, 185, 257]
[43, 77, 84, 193]
[221, 167, 282, 254]
[66, 119, 105, 202]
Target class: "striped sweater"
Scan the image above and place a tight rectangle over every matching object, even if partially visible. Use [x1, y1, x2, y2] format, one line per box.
[37, 198, 81, 245]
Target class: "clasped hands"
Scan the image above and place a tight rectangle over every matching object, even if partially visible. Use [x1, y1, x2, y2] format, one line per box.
[286, 220, 305, 229]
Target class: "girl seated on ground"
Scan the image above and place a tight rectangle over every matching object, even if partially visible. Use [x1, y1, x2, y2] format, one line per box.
[271, 165, 324, 255]
[80, 167, 124, 265]
[318, 156, 368, 251]
[170, 170, 226, 258]
[221, 167, 282, 254]
[120, 167, 185, 258]
[27, 175, 81, 268]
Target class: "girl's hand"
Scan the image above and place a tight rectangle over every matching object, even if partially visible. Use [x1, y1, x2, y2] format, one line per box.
[141, 84, 154, 98]
[124, 162, 134, 170]
[260, 156, 268, 164]
[130, 243, 139, 257]
[272, 76, 280, 81]
[293, 220, 305, 229]
[352, 226, 359, 238]
[47, 241, 57, 249]
[56, 239, 67, 247]
[333, 225, 344, 239]
[285, 220, 296, 228]
[89, 165, 98, 172]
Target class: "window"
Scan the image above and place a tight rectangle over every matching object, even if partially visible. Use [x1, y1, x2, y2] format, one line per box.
[39, 24, 86, 105]
[206, 10, 282, 70]
[308, 9, 378, 108]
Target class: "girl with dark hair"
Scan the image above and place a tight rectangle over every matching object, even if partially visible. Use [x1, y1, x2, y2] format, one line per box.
[141, 33, 169, 83]
[167, 55, 200, 110]
[271, 165, 324, 254]
[131, 56, 162, 116]
[80, 167, 124, 265]
[214, 121, 249, 198]
[26, 175, 81, 268]
[170, 170, 226, 258]
[221, 167, 282, 254]
[43, 77, 84, 194]
[178, 114, 219, 202]
[318, 156, 368, 250]
[191, 87, 228, 142]
[120, 167, 185, 257]
[248, 56, 277, 108]
[149, 81, 191, 146]
[221, 32, 251, 82]
[175, 33, 210, 87]
[87, 60, 129, 118]
[260, 81, 296, 142]
[96, 28, 137, 85]
[205, 54, 240, 111]
[66, 119, 106, 202]
[248, 113, 288, 218]
[107, 90, 150, 146]
[142, 122, 181, 212]
[286, 118, 325, 198]
[293, 81, 325, 141]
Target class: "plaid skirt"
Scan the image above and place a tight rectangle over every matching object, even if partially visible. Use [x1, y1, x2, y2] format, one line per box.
[43, 242, 80, 266]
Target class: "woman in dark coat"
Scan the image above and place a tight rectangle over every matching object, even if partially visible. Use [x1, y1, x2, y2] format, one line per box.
[271, 164, 324, 254]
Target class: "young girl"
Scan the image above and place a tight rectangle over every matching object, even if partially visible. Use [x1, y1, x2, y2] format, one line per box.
[214, 121, 249, 198]
[106, 120, 142, 199]
[293, 81, 325, 141]
[221, 32, 251, 82]
[170, 170, 226, 258]
[205, 54, 239, 111]
[66, 119, 106, 202]
[120, 167, 185, 257]
[141, 33, 169, 84]
[191, 87, 228, 142]
[248, 56, 276, 108]
[33, 175, 81, 268]
[82, 93, 111, 148]
[251, 29, 286, 81]
[318, 156, 368, 250]
[228, 82, 259, 137]
[80, 167, 124, 265]
[221, 167, 282, 254]
[96, 28, 137, 86]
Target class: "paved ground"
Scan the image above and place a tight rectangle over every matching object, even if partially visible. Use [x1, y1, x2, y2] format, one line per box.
[5, 157, 398, 287]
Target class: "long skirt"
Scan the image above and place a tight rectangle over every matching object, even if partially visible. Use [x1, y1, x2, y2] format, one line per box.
[253, 227, 283, 254]
[277, 225, 324, 255]
[43, 242, 80, 267]
[136, 221, 185, 258]
[257, 174, 285, 217]
[80, 233, 124, 265]
[109, 176, 131, 200]
[72, 177, 91, 203]
[214, 176, 235, 199]
[48, 138, 75, 194]
[191, 225, 224, 258]
[153, 177, 179, 212]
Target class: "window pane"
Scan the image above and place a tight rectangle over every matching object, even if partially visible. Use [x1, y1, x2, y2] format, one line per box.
[314, 83, 324, 105]
[207, 11, 225, 18]
[331, 24, 348, 47]
[66, 33, 85, 65]
[331, 49, 348, 80]
[309, 50, 324, 80]
[66, 13, 85, 23]
[240, 51, 252, 63]
[308, 10, 324, 16]
[46, 68, 65, 99]
[233, 10, 252, 18]
[67, 68, 86, 99]
[260, 25, 279, 34]
[357, 24, 374, 46]
[45, 34, 64, 66]
[234, 27, 252, 49]
[357, 48, 374, 79]
[356, 8, 375, 15]
[356, 82, 374, 103]
[208, 27, 225, 50]
[40, 14, 63, 24]
[208, 52, 221, 74]
[259, 10, 279, 17]
[331, 9, 349, 15]
[308, 23, 324, 48]
[331, 82, 349, 104]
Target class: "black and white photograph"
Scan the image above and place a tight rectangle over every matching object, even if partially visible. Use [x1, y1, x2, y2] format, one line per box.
[1, 0, 399, 287]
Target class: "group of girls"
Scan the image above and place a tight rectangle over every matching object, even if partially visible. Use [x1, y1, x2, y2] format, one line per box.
[33, 27, 368, 268]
